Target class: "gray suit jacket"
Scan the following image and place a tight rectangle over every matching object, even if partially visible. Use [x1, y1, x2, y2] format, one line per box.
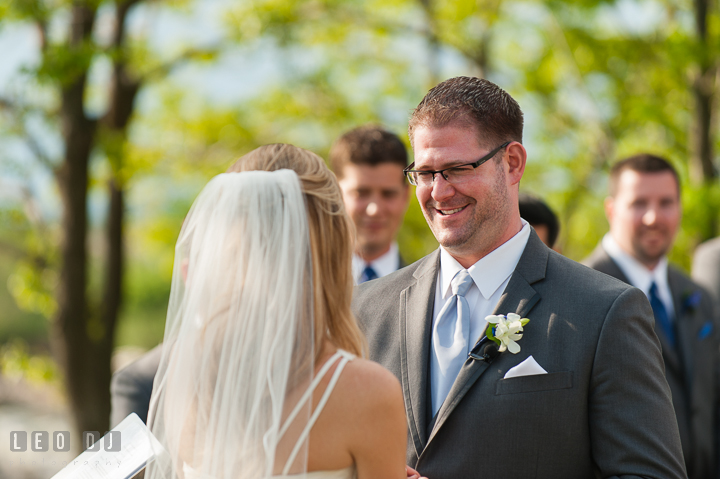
[354, 232, 686, 478]
[110, 344, 163, 427]
[585, 244, 719, 479]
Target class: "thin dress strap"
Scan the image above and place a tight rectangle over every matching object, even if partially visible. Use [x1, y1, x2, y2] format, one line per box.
[281, 350, 354, 475]
[277, 350, 344, 439]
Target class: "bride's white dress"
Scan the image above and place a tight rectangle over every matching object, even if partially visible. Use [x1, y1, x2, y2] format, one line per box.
[183, 349, 357, 479]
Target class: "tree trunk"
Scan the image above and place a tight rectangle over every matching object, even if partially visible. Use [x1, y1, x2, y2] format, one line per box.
[690, 0, 718, 240]
[690, 0, 716, 184]
[418, 0, 441, 88]
[470, 31, 491, 79]
[691, 75, 715, 184]
[99, 1, 143, 419]
[53, 2, 104, 437]
[54, 0, 145, 438]
[96, 178, 124, 427]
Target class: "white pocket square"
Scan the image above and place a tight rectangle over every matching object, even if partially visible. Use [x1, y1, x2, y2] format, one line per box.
[503, 355, 548, 379]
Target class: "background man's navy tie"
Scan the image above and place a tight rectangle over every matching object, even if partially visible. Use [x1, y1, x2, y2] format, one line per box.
[359, 265, 379, 283]
[649, 281, 675, 348]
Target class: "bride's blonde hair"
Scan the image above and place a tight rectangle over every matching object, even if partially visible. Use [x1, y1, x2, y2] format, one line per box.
[227, 143, 367, 359]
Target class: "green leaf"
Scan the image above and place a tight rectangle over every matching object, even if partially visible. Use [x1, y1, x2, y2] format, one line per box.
[485, 324, 501, 346]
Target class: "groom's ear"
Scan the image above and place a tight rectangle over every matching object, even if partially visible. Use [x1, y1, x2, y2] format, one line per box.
[504, 142, 526, 186]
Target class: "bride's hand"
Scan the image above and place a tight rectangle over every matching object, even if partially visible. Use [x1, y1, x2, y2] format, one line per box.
[405, 465, 427, 479]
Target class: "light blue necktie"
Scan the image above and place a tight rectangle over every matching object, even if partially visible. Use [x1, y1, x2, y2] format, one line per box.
[432, 269, 474, 416]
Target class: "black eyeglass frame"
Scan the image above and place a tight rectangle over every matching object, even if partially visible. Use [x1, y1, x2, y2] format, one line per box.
[403, 141, 512, 186]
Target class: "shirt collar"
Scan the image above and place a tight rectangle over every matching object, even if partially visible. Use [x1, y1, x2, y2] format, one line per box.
[440, 220, 531, 300]
[352, 242, 400, 282]
[601, 233, 669, 294]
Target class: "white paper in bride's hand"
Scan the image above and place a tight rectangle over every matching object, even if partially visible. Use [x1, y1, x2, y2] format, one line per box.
[503, 355, 548, 379]
[51, 413, 165, 479]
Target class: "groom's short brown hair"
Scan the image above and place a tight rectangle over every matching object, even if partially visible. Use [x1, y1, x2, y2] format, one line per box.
[408, 76, 523, 150]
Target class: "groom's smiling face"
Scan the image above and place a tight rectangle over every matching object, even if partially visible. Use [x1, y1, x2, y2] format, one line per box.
[412, 123, 523, 267]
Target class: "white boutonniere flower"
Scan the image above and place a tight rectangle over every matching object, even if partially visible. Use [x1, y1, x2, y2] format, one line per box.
[485, 313, 530, 354]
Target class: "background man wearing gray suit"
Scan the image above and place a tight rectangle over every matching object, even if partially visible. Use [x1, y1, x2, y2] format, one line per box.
[584, 154, 719, 479]
[354, 77, 686, 478]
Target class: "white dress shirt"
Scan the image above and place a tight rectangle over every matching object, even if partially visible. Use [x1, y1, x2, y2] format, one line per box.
[352, 242, 401, 284]
[430, 220, 531, 414]
[602, 234, 675, 320]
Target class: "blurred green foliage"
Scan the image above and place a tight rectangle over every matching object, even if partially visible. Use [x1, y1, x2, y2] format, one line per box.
[7, 263, 57, 318]
[0, 338, 59, 383]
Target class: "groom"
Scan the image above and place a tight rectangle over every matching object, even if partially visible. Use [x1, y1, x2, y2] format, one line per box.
[353, 76, 686, 478]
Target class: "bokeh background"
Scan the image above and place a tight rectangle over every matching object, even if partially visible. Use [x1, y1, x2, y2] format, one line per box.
[1, 0, 720, 477]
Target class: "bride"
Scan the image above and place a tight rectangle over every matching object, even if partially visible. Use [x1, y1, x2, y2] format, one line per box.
[144, 144, 408, 479]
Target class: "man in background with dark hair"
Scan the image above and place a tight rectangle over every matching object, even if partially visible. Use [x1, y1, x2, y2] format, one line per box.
[584, 153, 718, 479]
[518, 192, 559, 248]
[330, 125, 410, 283]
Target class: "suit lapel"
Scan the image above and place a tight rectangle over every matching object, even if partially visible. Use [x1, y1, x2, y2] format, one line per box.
[400, 250, 440, 456]
[425, 353, 493, 444]
[425, 232, 548, 447]
[667, 269, 694, 382]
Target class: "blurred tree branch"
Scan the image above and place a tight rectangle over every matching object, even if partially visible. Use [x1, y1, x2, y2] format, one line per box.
[24, 134, 56, 171]
[141, 47, 222, 83]
[0, 97, 58, 171]
[0, 240, 28, 260]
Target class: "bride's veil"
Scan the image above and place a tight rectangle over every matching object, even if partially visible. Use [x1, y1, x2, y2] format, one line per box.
[145, 169, 315, 479]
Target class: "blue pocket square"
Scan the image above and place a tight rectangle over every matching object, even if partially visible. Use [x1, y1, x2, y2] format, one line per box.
[698, 320, 713, 340]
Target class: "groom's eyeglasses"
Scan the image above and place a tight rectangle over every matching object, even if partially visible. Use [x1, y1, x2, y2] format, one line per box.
[403, 141, 511, 187]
